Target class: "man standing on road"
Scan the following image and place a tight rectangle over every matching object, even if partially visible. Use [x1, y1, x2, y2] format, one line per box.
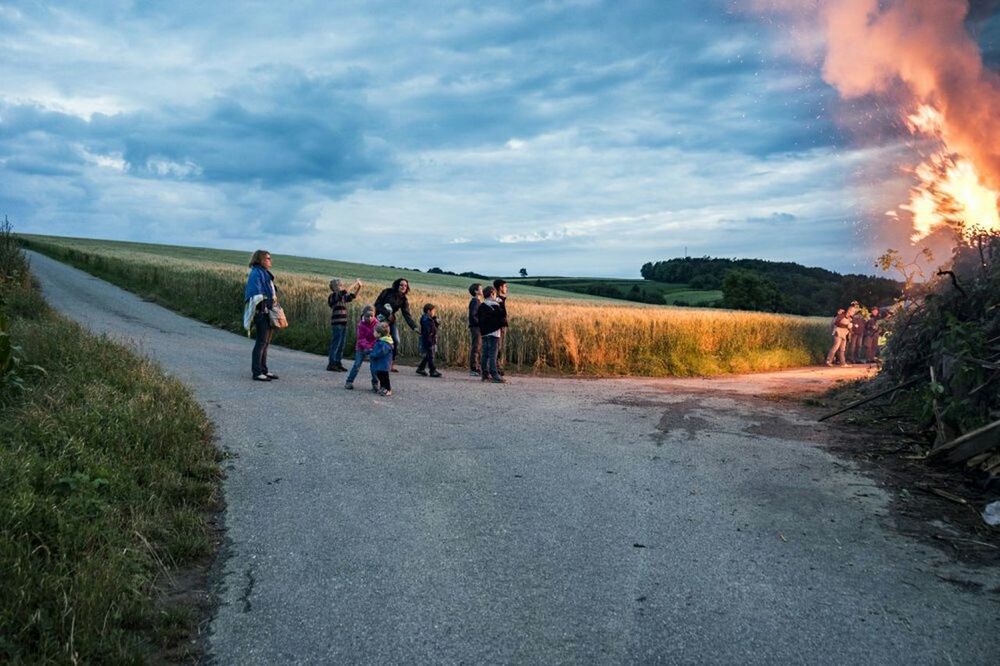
[862, 307, 881, 363]
[825, 306, 853, 367]
[846, 306, 866, 363]
[493, 279, 509, 376]
[478, 285, 507, 383]
[468, 283, 483, 376]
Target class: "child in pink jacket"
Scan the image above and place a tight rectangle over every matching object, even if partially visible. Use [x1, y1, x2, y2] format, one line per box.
[345, 305, 379, 390]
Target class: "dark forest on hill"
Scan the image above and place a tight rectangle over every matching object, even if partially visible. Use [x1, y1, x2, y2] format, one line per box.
[640, 257, 902, 316]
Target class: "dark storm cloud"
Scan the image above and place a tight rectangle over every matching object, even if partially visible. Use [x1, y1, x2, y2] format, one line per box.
[1, 69, 394, 191]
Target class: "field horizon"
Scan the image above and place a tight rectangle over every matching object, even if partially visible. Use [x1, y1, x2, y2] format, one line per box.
[19, 233, 729, 307]
[19, 234, 832, 378]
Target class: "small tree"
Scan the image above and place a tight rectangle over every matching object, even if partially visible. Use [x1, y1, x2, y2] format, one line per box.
[876, 247, 934, 298]
[721, 270, 784, 312]
[519, 268, 528, 278]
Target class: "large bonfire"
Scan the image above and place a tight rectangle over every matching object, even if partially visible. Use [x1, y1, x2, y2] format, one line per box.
[759, 0, 1000, 241]
[761, 0, 1000, 484]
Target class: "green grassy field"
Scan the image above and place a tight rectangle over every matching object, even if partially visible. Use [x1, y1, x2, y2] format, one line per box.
[1, 233, 220, 662]
[20, 234, 613, 301]
[20, 234, 832, 377]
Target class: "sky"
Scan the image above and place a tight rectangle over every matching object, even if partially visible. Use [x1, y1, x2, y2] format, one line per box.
[1, 1, 997, 277]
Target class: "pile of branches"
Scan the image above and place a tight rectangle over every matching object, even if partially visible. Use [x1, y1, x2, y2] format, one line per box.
[879, 230, 1000, 485]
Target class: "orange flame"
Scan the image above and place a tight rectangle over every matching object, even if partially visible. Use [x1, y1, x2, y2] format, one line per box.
[753, 0, 1000, 244]
[899, 104, 1000, 241]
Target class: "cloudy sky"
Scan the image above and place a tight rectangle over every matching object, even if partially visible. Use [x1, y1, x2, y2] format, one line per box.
[1, 1, 997, 276]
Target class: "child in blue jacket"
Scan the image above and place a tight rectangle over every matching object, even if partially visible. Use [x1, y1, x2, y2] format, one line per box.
[369, 322, 395, 396]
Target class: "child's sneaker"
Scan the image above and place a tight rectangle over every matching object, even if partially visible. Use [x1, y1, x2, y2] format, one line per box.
[469, 370, 480, 376]
[345, 382, 354, 390]
[379, 388, 392, 396]
[416, 369, 428, 376]
[430, 371, 442, 378]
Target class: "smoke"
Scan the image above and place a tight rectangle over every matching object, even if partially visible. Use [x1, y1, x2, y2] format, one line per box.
[755, 0, 1000, 190]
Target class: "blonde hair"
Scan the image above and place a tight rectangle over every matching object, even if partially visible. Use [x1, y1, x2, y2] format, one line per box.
[375, 322, 390, 337]
[329, 278, 344, 292]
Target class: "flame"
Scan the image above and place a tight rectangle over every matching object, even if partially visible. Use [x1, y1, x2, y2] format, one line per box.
[899, 104, 1000, 241]
[751, 0, 1000, 246]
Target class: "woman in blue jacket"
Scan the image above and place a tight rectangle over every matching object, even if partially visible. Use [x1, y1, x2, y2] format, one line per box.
[244, 250, 279, 381]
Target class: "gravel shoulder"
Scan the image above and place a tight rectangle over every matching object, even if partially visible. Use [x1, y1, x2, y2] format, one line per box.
[28, 250, 1000, 665]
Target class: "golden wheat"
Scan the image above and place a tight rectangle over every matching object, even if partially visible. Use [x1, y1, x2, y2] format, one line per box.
[22, 237, 831, 376]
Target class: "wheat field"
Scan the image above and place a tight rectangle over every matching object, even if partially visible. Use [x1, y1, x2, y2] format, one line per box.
[20, 235, 831, 376]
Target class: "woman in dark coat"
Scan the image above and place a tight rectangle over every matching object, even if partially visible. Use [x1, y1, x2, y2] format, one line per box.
[373, 277, 418, 371]
[244, 249, 279, 381]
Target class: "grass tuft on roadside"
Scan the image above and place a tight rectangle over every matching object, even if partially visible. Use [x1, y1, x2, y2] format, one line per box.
[0, 230, 221, 663]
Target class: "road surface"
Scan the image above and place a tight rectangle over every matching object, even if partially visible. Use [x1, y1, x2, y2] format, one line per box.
[28, 251, 1000, 665]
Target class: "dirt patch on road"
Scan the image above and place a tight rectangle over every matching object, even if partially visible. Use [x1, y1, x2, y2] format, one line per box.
[613, 372, 1000, 570]
[820, 423, 1000, 569]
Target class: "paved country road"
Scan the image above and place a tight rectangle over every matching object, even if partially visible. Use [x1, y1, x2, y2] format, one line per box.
[28, 251, 1000, 665]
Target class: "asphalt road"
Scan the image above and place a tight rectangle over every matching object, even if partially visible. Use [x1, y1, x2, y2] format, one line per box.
[28, 251, 1000, 665]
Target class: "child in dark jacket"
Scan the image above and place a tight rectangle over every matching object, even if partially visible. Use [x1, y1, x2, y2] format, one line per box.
[369, 322, 395, 396]
[417, 303, 443, 377]
[467, 283, 483, 376]
[477, 286, 507, 383]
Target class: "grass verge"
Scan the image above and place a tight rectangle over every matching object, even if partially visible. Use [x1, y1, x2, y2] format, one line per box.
[1, 239, 222, 663]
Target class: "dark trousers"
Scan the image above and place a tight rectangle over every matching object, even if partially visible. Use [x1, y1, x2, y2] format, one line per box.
[862, 335, 879, 362]
[376, 371, 392, 391]
[468, 328, 481, 372]
[252, 311, 273, 376]
[417, 347, 437, 373]
[846, 333, 863, 362]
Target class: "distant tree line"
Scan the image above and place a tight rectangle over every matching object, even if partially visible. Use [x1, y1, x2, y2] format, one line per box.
[427, 267, 491, 280]
[640, 257, 901, 315]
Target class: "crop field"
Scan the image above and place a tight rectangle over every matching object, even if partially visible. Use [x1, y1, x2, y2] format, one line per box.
[19, 235, 603, 300]
[508, 277, 723, 306]
[20, 234, 831, 377]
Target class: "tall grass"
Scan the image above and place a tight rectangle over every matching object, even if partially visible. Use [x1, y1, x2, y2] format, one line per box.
[21, 236, 832, 376]
[1, 235, 220, 662]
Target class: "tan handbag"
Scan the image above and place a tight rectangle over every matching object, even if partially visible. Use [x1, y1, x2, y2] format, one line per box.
[269, 303, 289, 329]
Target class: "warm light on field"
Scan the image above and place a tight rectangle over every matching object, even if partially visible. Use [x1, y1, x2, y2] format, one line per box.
[22, 236, 833, 377]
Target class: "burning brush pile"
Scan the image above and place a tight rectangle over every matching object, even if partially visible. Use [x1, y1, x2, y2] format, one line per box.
[877, 231, 1000, 487]
[758, 1, 1000, 491]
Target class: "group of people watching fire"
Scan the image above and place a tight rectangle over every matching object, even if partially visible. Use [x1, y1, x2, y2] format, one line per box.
[243, 250, 510, 395]
[246, 249, 889, 383]
[825, 302, 884, 367]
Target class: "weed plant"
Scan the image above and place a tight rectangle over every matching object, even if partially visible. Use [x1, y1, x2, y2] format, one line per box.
[22, 236, 832, 376]
[1, 236, 220, 662]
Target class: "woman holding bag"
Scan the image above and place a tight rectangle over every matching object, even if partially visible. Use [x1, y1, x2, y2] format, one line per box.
[244, 249, 281, 382]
